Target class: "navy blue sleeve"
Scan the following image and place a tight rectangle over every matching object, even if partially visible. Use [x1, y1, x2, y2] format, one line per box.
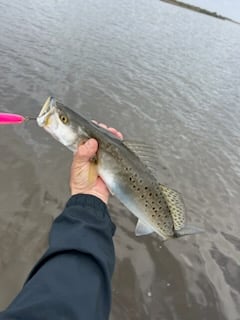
[0, 194, 116, 320]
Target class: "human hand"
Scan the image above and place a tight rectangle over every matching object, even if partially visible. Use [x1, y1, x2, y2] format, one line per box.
[70, 123, 123, 204]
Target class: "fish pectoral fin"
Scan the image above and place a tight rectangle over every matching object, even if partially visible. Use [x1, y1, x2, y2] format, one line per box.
[174, 225, 204, 238]
[135, 219, 154, 236]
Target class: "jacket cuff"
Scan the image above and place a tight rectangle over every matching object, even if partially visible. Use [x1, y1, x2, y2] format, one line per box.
[65, 194, 115, 235]
[66, 194, 108, 212]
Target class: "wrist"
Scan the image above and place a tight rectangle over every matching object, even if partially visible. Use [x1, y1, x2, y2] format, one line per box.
[71, 189, 108, 205]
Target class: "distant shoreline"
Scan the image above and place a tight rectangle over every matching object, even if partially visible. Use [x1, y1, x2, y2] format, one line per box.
[160, 0, 240, 25]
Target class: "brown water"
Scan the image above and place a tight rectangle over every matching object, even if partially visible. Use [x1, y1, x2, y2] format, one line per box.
[0, 0, 240, 319]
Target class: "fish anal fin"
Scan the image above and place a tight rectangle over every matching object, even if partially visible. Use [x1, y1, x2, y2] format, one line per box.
[135, 219, 154, 236]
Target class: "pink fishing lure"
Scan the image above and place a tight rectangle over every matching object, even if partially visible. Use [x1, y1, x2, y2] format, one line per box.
[0, 113, 26, 125]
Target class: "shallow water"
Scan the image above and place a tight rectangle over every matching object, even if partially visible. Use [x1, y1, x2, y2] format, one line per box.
[0, 0, 240, 319]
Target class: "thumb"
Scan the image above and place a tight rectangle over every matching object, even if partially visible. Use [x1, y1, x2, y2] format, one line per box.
[76, 139, 98, 162]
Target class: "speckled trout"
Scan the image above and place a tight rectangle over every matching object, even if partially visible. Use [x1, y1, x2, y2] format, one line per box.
[37, 97, 201, 240]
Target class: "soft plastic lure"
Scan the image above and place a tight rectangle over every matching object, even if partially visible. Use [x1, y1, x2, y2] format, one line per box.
[0, 113, 35, 125]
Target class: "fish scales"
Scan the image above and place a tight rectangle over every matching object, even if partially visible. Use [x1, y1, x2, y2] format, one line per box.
[37, 97, 202, 240]
[97, 139, 175, 238]
[91, 127, 174, 232]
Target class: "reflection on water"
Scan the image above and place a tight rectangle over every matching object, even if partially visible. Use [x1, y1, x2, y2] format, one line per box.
[0, 0, 240, 319]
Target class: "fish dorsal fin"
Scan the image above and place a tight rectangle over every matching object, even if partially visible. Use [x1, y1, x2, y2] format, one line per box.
[159, 184, 185, 231]
[124, 140, 160, 173]
[135, 219, 154, 236]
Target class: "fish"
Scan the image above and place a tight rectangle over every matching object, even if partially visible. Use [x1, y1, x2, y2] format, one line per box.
[37, 96, 202, 240]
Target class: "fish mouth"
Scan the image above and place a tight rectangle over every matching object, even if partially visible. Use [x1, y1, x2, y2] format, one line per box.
[37, 96, 56, 127]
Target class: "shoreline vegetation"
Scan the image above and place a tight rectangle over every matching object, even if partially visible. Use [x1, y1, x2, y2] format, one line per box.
[160, 0, 240, 25]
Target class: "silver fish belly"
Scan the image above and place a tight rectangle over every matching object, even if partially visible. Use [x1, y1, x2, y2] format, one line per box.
[37, 97, 202, 240]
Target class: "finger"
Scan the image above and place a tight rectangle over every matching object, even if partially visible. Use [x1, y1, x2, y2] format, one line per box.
[91, 120, 123, 139]
[91, 121, 105, 127]
[76, 139, 98, 162]
[98, 123, 108, 130]
[108, 127, 123, 139]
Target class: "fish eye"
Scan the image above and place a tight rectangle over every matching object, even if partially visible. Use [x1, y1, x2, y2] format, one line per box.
[59, 114, 69, 124]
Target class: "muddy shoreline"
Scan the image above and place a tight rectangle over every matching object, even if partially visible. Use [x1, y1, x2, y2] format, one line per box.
[161, 0, 239, 24]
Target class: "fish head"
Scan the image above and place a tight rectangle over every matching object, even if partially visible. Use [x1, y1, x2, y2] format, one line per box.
[37, 96, 89, 151]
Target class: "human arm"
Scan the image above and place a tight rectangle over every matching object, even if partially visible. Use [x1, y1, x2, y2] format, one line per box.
[0, 194, 115, 320]
[0, 124, 122, 320]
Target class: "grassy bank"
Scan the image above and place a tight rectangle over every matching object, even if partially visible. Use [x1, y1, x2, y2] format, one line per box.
[161, 0, 239, 24]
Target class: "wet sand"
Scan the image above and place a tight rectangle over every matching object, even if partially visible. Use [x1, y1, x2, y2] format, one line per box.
[0, 0, 240, 319]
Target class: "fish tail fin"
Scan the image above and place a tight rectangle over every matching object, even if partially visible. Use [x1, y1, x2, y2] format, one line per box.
[174, 225, 204, 238]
